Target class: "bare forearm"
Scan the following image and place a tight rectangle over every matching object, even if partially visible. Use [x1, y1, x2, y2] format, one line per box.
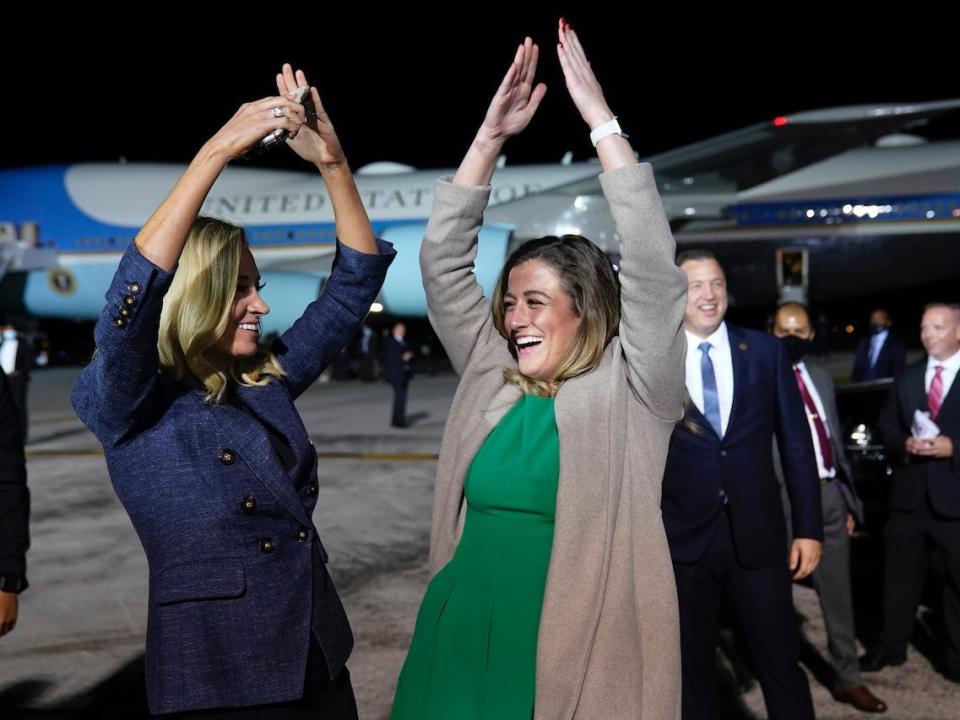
[596, 132, 639, 173]
[135, 143, 230, 271]
[319, 163, 377, 254]
[453, 134, 505, 187]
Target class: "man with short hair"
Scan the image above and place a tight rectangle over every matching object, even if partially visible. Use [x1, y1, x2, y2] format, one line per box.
[381, 321, 414, 428]
[862, 303, 960, 682]
[664, 250, 823, 719]
[851, 308, 907, 382]
[772, 302, 887, 713]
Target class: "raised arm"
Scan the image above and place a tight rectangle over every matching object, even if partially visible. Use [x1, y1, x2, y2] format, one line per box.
[557, 21, 687, 420]
[137, 94, 306, 270]
[272, 66, 394, 395]
[422, 39, 546, 375]
[72, 90, 307, 442]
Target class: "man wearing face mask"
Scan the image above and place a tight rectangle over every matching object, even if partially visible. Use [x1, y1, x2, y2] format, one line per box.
[852, 309, 907, 382]
[772, 302, 886, 713]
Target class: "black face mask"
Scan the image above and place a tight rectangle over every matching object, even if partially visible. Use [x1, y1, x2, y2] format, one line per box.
[870, 324, 887, 335]
[781, 335, 813, 364]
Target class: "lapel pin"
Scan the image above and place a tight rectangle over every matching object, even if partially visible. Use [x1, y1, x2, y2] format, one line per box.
[739, 342, 748, 351]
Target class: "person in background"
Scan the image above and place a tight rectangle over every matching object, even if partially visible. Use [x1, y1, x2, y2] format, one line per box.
[852, 308, 906, 382]
[381, 321, 414, 427]
[772, 301, 887, 713]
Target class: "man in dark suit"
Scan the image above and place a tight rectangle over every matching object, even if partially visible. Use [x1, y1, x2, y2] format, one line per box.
[0, 325, 34, 438]
[0, 367, 29, 639]
[664, 250, 823, 719]
[381, 321, 413, 428]
[862, 303, 960, 682]
[851, 309, 907, 382]
[773, 302, 887, 713]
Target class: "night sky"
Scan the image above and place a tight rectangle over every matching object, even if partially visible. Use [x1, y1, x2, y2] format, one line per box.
[2, 10, 956, 173]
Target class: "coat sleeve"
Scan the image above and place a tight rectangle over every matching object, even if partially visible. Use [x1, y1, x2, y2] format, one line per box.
[600, 164, 687, 422]
[273, 239, 395, 399]
[71, 241, 175, 447]
[0, 368, 28, 589]
[419, 178, 511, 377]
[774, 343, 824, 541]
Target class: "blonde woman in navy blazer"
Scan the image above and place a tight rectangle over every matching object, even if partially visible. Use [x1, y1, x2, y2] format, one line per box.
[72, 65, 394, 718]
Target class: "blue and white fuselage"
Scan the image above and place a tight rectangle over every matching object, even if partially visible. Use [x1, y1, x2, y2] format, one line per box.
[0, 161, 598, 332]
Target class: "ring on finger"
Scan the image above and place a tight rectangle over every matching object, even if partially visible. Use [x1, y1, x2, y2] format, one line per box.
[272, 106, 284, 118]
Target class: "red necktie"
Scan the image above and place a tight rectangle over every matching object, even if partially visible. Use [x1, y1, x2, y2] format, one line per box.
[929, 365, 945, 420]
[793, 367, 835, 472]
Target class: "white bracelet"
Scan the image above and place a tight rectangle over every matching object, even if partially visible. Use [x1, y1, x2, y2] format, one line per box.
[590, 117, 628, 147]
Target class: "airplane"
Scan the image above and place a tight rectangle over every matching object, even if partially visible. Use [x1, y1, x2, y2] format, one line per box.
[2, 97, 959, 336]
[483, 98, 960, 308]
[0, 159, 598, 334]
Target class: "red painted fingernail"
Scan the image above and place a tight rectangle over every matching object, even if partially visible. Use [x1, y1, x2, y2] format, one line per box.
[560, 17, 566, 30]
[559, 42, 564, 49]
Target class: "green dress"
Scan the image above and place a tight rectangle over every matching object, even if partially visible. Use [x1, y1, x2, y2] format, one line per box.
[391, 394, 559, 720]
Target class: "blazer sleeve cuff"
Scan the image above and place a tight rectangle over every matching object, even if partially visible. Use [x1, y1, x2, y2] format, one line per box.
[0, 574, 27, 594]
[96, 241, 175, 338]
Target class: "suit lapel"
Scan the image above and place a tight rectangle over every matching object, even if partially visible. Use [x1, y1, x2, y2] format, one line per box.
[683, 397, 720, 440]
[725, 325, 749, 437]
[910, 361, 929, 413]
[934, 363, 960, 419]
[236, 382, 309, 479]
[208, 383, 311, 526]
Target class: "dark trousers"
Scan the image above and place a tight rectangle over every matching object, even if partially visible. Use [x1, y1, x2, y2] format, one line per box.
[881, 495, 960, 672]
[672, 512, 814, 720]
[389, 379, 408, 427]
[158, 644, 358, 720]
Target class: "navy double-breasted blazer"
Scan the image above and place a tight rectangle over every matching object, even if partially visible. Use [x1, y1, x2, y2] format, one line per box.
[72, 239, 394, 715]
[662, 325, 823, 568]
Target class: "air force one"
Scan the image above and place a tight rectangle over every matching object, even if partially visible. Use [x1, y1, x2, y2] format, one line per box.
[2, 98, 960, 334]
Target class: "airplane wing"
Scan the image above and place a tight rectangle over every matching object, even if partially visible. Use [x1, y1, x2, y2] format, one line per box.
[483, 98, 960, 247]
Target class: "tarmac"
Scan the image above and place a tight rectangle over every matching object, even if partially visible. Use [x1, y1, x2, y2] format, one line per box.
[1, 362, 958, 719]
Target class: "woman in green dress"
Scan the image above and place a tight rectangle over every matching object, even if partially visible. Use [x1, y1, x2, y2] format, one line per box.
[393, 21, 688, 720]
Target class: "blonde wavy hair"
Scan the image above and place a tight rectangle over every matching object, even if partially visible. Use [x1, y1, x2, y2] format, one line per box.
[491, 235, 620, 397]
[158, 217, 285, 403]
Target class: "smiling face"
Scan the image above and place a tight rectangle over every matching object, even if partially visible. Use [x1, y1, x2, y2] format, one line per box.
[205, 247, 270, 368]
[504, 259, 582, 383]
[921, 305, 960, 361]
[680, 258, 728, 339]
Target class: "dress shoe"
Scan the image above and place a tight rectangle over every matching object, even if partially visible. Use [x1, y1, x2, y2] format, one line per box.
[835, 685, 888, 713]
[859, 648, 906, 672]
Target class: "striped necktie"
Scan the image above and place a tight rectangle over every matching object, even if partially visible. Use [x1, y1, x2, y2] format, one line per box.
[929, 365, 945, 420]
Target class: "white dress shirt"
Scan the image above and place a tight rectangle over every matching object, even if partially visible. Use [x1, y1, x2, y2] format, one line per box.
[685, 322, 734, 436]
[925, 348, 960, 398]
[868, 328, 889, 369]
[0, 336, 17, 375]
[794, 361, 836, 480]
